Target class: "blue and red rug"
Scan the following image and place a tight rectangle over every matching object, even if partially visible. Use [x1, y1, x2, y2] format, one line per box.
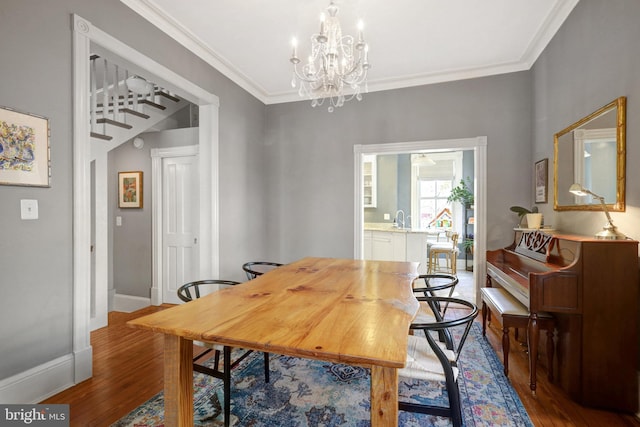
[113, 323, 532, 426]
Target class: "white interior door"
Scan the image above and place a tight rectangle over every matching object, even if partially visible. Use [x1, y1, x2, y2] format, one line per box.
[162, 155, 199, 304]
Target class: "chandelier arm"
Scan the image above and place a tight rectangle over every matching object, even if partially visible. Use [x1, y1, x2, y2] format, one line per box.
[292, 66, 324, 84]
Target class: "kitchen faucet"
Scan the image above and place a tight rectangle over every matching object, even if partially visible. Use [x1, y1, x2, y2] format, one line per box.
[394, 210, 405, 229]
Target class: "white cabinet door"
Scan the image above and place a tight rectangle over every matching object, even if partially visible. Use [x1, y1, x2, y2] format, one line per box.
[391, 232, 406, 261]
[406, 233, 429, 274]
[371, 231, 394, 261]
[363, 230, 372, 260]
[368, 231, 407, 262]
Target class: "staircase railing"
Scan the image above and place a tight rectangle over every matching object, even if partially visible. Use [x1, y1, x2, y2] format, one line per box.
[89, 55, 181, 142]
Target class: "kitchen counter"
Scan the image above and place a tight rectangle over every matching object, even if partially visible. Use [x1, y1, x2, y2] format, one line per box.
[364, 223, 446, 235]
[363, 224, 446, 274]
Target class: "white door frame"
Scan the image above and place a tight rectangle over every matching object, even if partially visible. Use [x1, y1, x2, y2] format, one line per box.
[353, 137, 487, 305]
[150, 145, 199, 304]
[72, 14, 219, 382]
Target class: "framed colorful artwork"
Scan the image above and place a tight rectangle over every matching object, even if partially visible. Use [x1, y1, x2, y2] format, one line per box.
[0, 106, 50, 187]
[118, 171, 143, 208]
[535, 158, 548, 204]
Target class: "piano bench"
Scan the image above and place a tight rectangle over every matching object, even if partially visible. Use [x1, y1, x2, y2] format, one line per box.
[480, 287, 555, 389]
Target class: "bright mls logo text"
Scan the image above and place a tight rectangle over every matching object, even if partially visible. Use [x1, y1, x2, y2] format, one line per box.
[1, 405, 69, 426]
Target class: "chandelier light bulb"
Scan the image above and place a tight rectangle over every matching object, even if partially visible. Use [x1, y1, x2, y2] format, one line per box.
[288, 1, 370, 112]
[290, 38, 300, 64]
[318, 13, 327, 42]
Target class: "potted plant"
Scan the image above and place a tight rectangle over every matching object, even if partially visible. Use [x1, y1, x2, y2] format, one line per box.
[462, 236, 474, 254]
[509, 205, 542, 229]
[448, 178, 474, 207]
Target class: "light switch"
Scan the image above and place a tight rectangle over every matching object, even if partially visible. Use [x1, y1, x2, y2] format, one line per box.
[116, 216, 122, 226]
[21, 199, 38, 220]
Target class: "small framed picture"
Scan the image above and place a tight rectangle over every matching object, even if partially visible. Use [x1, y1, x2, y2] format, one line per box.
[118, 171, 143, 208]
[535, 158, 548, 204]
[0, 106, 50, 187]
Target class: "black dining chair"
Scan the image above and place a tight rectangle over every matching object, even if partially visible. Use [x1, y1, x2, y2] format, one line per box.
[242, 261, 283, 280]
[412, 273, 459, 323]
[177, 279, 270, 427]
[399, 296, 478, 427]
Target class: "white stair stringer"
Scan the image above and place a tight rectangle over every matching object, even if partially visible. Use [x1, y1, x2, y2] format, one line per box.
[89, 94, 188, 160]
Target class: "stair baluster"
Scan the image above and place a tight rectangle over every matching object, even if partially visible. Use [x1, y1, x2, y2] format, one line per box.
[90, 56, 98, 134]
[131, 72, 139, 113]
[112, 64, 120, 123]
[102, 58, 109, 137]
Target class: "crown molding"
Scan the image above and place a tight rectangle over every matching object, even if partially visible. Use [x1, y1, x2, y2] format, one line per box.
[121, 0, 579, 106]
[266, 60, 533, 105]
[120, 0, 269, 103]
[518, 0, 579, 68]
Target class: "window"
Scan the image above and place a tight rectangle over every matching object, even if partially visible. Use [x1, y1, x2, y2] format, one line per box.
[411, 152, 463, 233]
[417, 180, 452, 229]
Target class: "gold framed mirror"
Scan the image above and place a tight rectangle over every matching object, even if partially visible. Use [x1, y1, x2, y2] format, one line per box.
[553, 97, 626, 211]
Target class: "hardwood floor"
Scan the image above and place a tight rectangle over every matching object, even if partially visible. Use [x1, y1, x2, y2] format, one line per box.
[42, 306, 170, 427]
[42, 305, 640, 426]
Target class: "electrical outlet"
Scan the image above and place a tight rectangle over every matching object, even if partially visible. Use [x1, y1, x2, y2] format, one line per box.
[383, 213, 390, 220]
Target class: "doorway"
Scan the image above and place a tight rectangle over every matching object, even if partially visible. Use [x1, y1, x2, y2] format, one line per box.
[354, 137, 487, 306]
[72, 14, 220, 381]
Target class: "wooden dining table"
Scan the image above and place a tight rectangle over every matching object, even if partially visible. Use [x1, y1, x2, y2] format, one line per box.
[128, 256, 419, 426]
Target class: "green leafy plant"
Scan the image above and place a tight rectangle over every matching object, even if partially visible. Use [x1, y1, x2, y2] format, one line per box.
[510, 205, 542, 227]
[509, 205, 539, 219]
[448, 178, 474, 207]
[462, 236, 474, 253]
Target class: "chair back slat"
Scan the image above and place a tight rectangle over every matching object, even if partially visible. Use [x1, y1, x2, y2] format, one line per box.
[177, 279, 240, 302]
[411, 296, 478, 359]
[242, 262, 283, 280]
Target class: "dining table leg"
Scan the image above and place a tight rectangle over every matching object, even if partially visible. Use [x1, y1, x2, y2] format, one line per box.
[370, 365, 399, 427]
[164, 335, 194, 426]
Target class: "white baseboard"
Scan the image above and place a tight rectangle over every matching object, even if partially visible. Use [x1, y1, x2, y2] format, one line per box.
[108, 287, 116, 312]
[74, 345, 93, 384]
[150, 286, 161, 306]
[113, 293, 151, 313]
[0, 354, 75, 404]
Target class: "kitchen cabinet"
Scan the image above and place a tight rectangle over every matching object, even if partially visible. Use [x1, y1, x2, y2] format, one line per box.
[363, 230, 372, 259]
[406, 232, 429, 274]
[363, 155, 377, 208]
[364, 229, 430, 273]
[370, 230, 405, 261]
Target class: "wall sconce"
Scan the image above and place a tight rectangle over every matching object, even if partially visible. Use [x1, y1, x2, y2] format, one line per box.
[569, 183, 625, 240]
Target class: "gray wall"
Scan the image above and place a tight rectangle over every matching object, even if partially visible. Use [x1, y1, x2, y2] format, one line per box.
[110, 140, 153, 299]
[531, 0, 640, 240]
[264, 72, 532, 262]
[110, 128, 199, 298]
[0, 0, 266, 380]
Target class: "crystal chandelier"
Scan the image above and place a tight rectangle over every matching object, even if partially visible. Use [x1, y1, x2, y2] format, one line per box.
[289, 1, 370, 112]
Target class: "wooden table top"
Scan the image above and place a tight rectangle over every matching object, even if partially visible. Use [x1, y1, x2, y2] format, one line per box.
[128, 257, 419, 368]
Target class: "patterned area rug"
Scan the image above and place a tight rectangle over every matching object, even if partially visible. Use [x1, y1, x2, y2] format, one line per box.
[112, 323, 532, 426]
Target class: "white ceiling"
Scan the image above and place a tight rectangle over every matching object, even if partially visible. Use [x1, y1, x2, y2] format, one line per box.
[120, 0, 578, 105]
